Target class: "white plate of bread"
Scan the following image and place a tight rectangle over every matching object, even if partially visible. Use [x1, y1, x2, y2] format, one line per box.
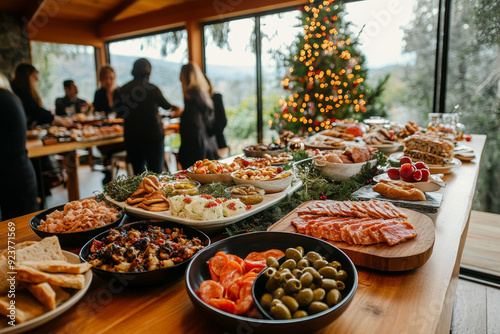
[0, 237, 92, 333]
[374, 173, 445, 193]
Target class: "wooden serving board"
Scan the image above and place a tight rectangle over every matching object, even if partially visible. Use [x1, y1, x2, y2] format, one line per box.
[352, 185, 443, 214]
[267, 201, 435, 271]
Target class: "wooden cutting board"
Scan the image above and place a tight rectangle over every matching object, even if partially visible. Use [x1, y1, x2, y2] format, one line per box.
[267, 201, 435, 271]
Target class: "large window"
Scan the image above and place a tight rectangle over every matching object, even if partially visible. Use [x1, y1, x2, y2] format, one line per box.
[108, 29, 188, 107]
[31, 42, 96, 111]
[204, 19, 257, 154]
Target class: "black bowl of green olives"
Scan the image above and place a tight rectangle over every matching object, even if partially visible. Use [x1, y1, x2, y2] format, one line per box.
[185, 231, 357, 334]
[252, 246, 354, 322]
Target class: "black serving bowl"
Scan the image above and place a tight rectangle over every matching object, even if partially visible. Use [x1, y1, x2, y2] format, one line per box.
[185, 231, 358, 334]
[30, 203, 124, 247]
[79, 220, 210, 287]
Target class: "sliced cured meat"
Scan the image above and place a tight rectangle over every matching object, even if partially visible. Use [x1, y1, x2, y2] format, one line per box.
[379, 222, 418, 246]
[227, 254, 245, 268]
[219, 260, 244, 290]
[291, 217, 308, 234]
[208, 298, 236, 314]
[349, 221, 383, 245]
[207, 251, 228, 279]
[380, 201, 408, 219]
[198, 280, 224, 303]
[366, 221, 399, 243]
[234, 281, 254, 315]
[243, 249, 284, 272]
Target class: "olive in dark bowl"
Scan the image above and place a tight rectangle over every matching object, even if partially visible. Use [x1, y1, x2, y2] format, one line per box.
[185, 231, 357, 334]
[79, 220, 210, 287]
[30, 203, 124, 247]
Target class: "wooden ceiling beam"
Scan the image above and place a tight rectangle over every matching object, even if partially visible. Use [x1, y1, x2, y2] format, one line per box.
[29, 18, 102, 46]
[98, 0, 305, 40]
[23, 0, 49, 25]
[99, 0, 140, 23]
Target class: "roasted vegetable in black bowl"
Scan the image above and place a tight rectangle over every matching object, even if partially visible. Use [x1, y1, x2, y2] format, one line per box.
[79, 220, 210, 286]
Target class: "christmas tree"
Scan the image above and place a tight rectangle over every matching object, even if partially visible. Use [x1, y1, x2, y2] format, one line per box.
[277, 0, 368, 134]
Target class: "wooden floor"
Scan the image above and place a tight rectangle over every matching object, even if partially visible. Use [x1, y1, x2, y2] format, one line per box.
[452, 279, 500, 334]
[461, 211, 500, 277]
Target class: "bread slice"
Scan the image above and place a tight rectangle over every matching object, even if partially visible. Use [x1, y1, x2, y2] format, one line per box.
[0, 255, 10, 295]
[15, 265, 85, 289]
[0, 292, 48, 323]
[52, 284, 71, 306]
[373, 179, 426, 201]
[15, 236, 66, 264]
[25, 282, 56, 310]
[21, 261, 92, 274]
[0, 241, 37, 258]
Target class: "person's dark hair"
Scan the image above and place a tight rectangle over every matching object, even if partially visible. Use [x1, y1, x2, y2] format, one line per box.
[63, 80, 74, 89]
[11, 63, 42, 106]
[131, 58, 151, 80]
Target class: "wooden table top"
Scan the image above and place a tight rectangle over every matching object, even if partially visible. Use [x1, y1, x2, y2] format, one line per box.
[1, 135, 486, 334]
[26, 136, 125, 159]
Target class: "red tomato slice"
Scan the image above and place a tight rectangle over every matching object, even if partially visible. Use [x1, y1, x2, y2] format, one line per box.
[198, 280, 224, 303]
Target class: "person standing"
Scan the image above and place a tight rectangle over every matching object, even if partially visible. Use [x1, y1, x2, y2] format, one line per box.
[0, 74, 38, 220]
[114, 58, 179, 174]
[93, 65, 119, 114]
[55, 79, 89, 116]
[178, 62, 219, 169]
[205, 75, 229, 158]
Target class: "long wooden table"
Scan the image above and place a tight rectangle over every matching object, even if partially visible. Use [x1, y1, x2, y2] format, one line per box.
[2, 135, 486, 333]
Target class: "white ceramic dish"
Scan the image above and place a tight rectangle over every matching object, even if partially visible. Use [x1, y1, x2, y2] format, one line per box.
[389, 152, 462, 174]
[0, 251, 92, 334]
[374, 173, 445, 192]
[315, 159, 377, 181]
[231, 171, 293, 194]
[105, 181, 302, 233]
[369, 142, 403, 153]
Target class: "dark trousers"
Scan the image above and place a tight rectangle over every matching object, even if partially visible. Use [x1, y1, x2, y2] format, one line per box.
[125, 138, 165, 175]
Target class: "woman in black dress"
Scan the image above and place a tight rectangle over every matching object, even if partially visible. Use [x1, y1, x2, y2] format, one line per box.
[0, 74, 38, 220]
[178, 62, 219, 169]
[93, 65, 119, 114]
[114, 58, 179, 174]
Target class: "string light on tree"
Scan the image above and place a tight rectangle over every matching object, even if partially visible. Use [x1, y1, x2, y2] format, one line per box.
[277, 0, 368, 134]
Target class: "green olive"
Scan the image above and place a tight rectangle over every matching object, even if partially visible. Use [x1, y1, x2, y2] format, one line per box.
[326, 289, 342, 306]
[320, 278, 337, 291]
[271, 302, 292, 320]
[306, 251, 322, 263]
[266, 257, 280, 269]
[312, 288, 326, 302]
[336, 269, 348, 281]
[264, 267, 277, 278]
[293, 310, 309, 319]
[296, 258, 310, 270]
[329, 261, 342, 270]
[291, 269, 302, 278]
[265, 271, 282, 292]
[273, 287, 285, 300]
[336, 280, 346, 291]
[260, 293, 273, 310]
[279, 259, 297, 271]
[280, 268, 292, 276]
[303, 267, 322, 283]
[281, 271, 295, 283]
[318, 266, 338, 279]
[295, 288, 314, 308]
[299, 272, 313, 288]
[295, 246, 305, 257]
[281, 295, 299, 314]
[313, 259, 328, 270]
[309, 283, 317, 290]
[308, 301, 329, 314]
[285, 248, 303, 262]
[284, 278, 302, 294]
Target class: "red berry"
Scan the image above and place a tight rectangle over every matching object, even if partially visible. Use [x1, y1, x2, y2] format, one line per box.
[399, 163, 415, 180]
[387, 168, 400, 180]
[421, 169, 430, 182]
[413, 169, 423, 182]
[465, 134, 472, 142]
[399, 156, 412, 166]
[414, 161, 429, 170]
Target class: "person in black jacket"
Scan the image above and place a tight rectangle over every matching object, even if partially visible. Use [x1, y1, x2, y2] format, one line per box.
[178, 62, 219, 169]
[93, 65, 119, 114]
[0, 74, 38, 220]
[205, 75, 229, 158]
[114, 58, 179, 174]
[55, 80, 89, 116]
